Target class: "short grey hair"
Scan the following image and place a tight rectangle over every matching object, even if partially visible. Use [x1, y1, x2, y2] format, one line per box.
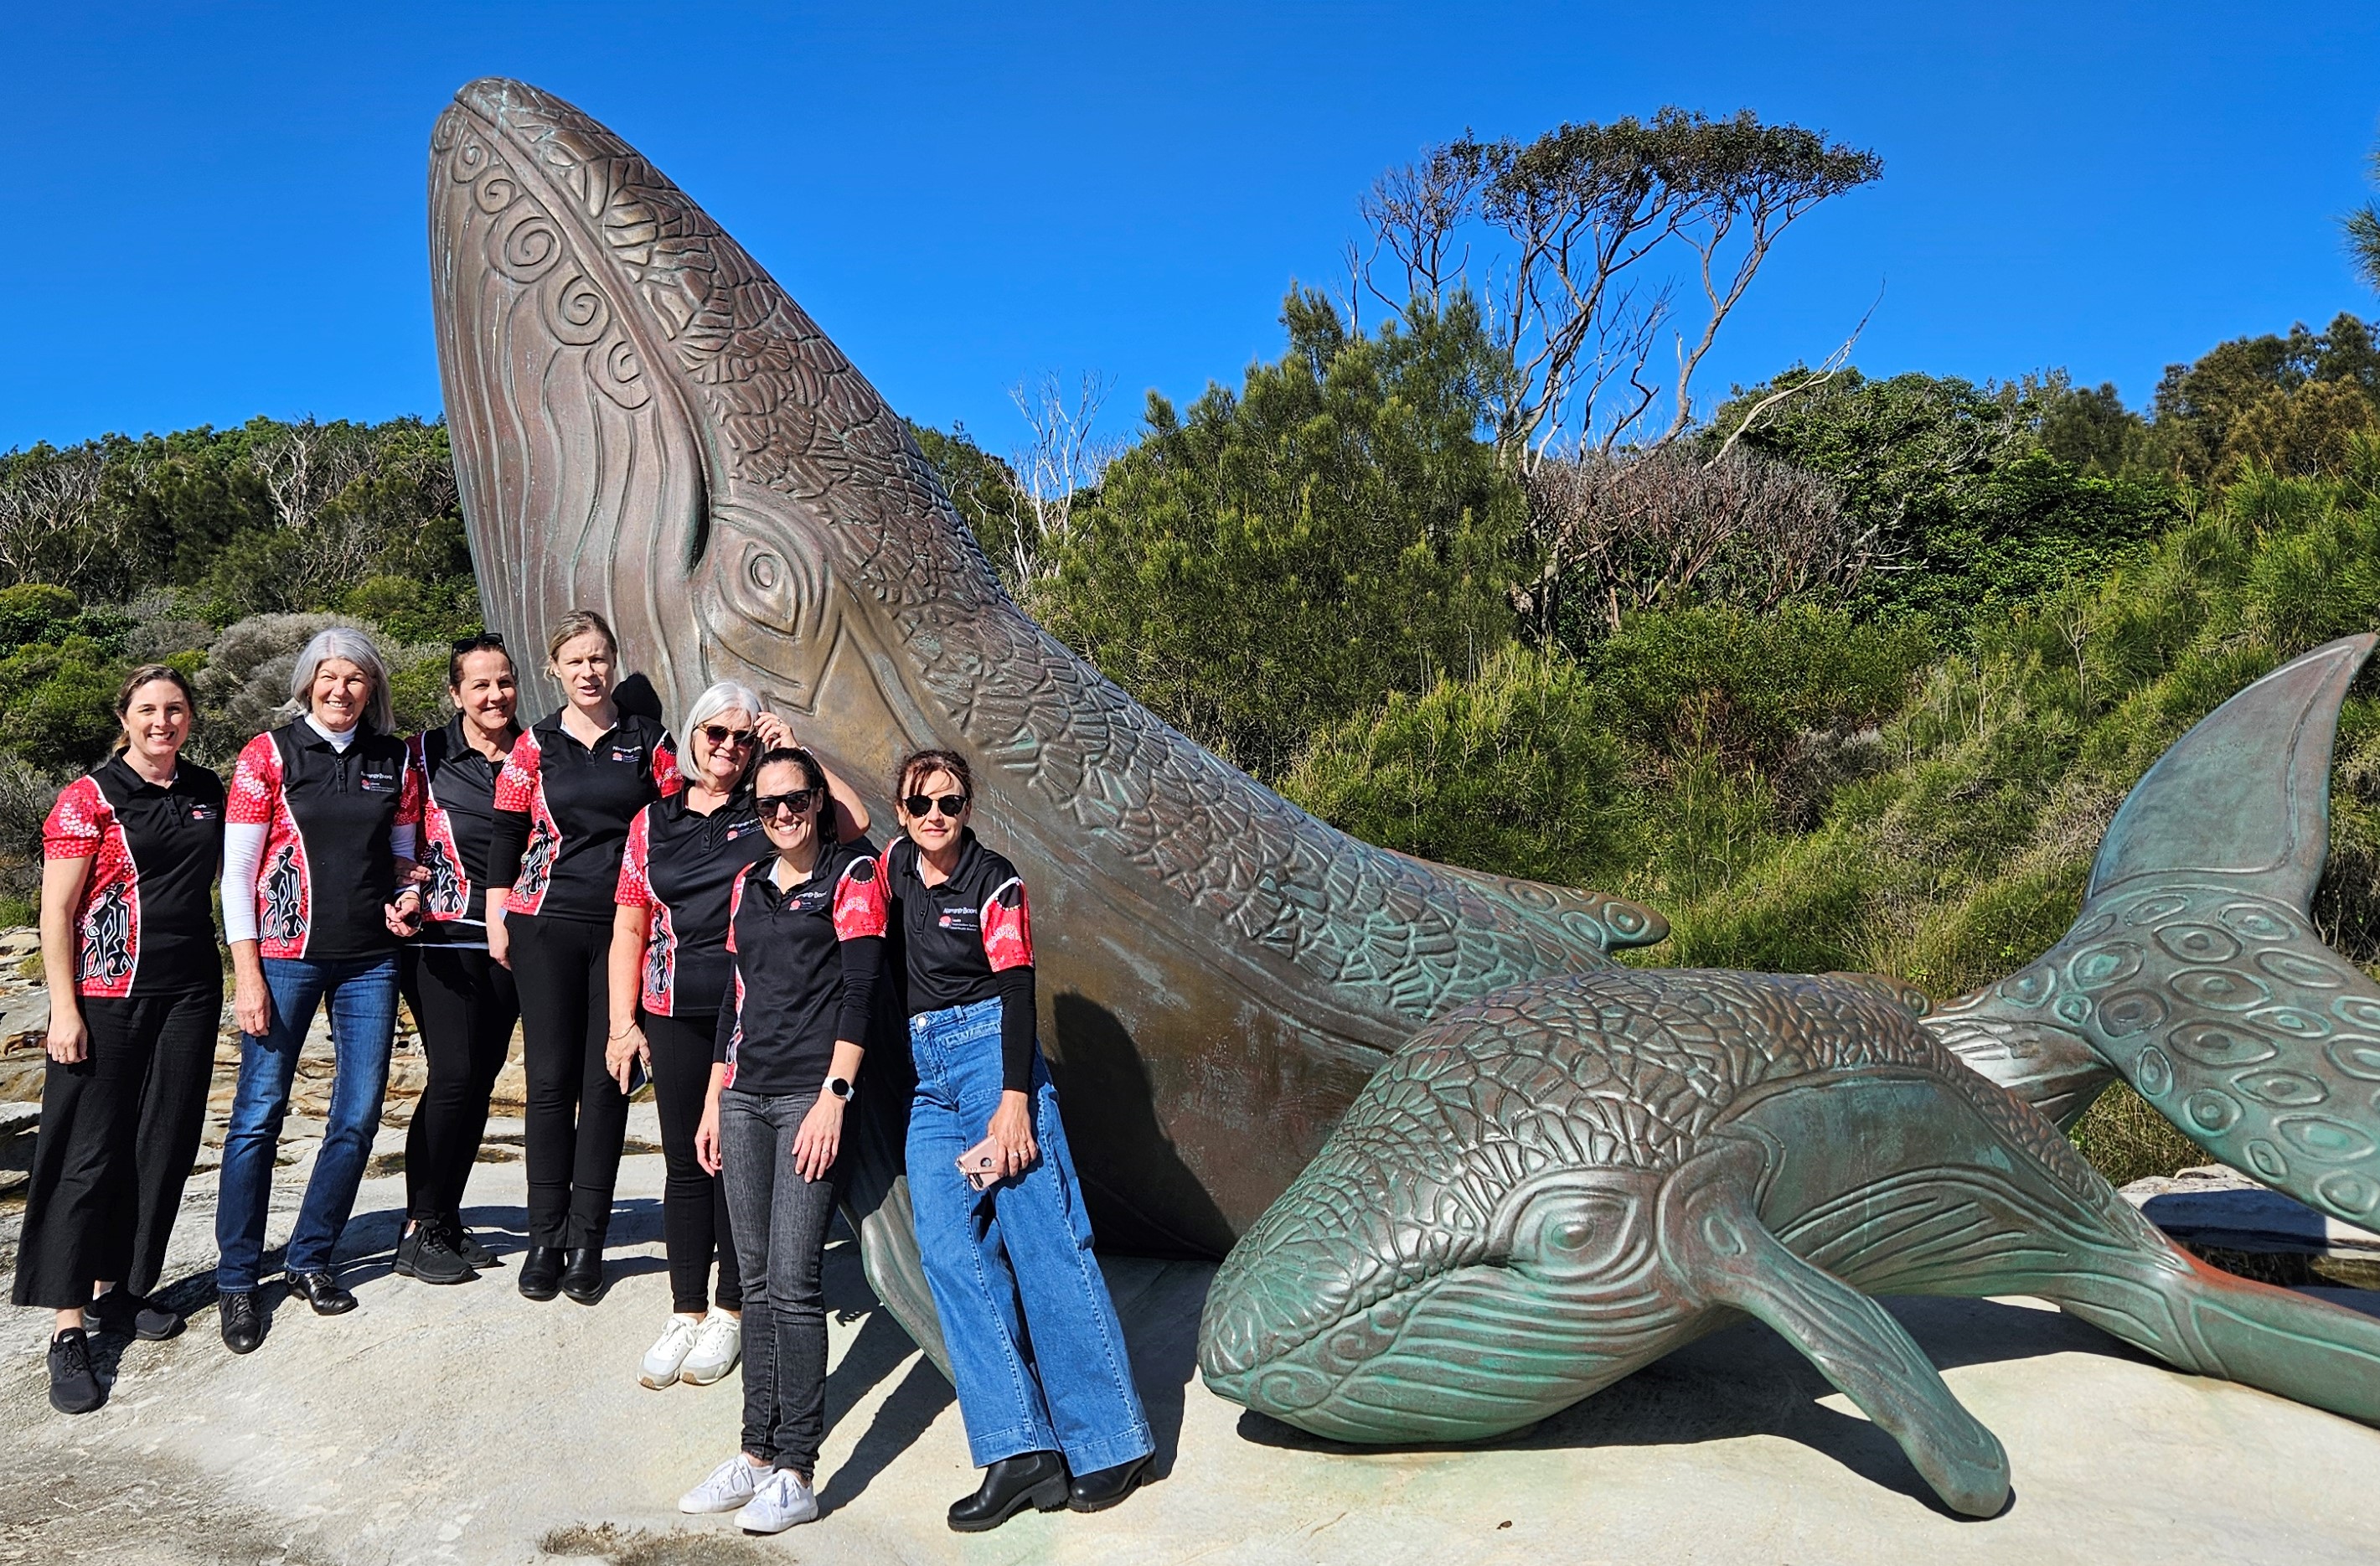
[683, 680, 761, 735]
[284, 627, 395, 733]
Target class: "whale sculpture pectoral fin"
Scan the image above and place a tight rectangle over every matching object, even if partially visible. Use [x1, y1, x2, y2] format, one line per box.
[839, 1049, 951, 1378]
[1660, 1146, 2011, 1519]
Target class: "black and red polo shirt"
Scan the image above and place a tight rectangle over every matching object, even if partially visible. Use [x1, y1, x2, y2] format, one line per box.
[42, 756, 225, 998]
[616, 790, 772, 1017]
[490, 709, 680, 923]
[407, 717, 514, 946]
[716, 835, 887, 1094]
[882, 830, 1038, 1090]
[228, 721, 422, 961]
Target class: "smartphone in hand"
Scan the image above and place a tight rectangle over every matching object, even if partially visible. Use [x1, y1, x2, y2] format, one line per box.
[957, 1137, 1001, 1191]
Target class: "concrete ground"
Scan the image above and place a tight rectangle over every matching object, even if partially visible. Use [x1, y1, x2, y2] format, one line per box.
[1, 1111, 2377, 1566]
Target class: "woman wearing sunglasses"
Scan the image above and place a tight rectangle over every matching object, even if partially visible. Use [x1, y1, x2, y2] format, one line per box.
[675, 746, 883, 1533]
[485, 610, 680, 1305]
[884, 749, 1153, 1532]
[609, 686, 869, 1393]
[390, 633, 523, 1286]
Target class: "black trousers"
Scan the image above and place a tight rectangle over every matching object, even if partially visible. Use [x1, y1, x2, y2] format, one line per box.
[509, 914, 627, 1248]
[399, 943, 519, 1225]
[647, 1010, 741, 1314]
[12, 983, 220, 1309]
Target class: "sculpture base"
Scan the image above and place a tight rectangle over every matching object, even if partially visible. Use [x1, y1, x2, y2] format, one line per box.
[4, 1134, 2377, 1564]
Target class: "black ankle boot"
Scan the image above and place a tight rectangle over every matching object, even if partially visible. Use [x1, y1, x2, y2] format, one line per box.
[948, 1451, 1069, 1532]
[518, 1245, 563, 1301]
[559, 1247, 605, 1304]
[1067, 1454, 1150, 1512]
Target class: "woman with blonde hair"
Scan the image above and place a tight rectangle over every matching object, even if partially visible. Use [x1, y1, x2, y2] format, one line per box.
[15, 666, 224, 1411]
[215, 628, 423, 1353]
[485, 610, 680, 1305]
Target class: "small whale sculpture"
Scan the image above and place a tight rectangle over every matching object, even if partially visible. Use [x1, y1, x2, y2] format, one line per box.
[1202, 638, 2380, 1513]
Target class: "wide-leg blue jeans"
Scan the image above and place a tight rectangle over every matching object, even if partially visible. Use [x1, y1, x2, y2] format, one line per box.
[906, 996, 1154, 1473]
[214, 954, 399, 1292]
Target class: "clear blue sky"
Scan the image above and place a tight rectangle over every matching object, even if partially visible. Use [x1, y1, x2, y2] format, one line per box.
[6, 2, 2377, 459]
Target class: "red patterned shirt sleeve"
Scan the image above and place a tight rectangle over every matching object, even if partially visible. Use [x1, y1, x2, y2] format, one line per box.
[227, 734, 281, 825]
[653, 735, 684, 798]
[615, 807, 654, 907]
[833, 853, 889, 940]
[725, 873, 746, 955]
[42, 777, 106, 860]
[981, 876, 1033, 972]
[493, 728, 542, 812]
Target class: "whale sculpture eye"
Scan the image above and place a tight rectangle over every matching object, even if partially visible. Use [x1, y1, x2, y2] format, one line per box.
[1494, 1182, 1643, 1282]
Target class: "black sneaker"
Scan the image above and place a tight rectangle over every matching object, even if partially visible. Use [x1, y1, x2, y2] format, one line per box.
[439, 1215, 496, 1269]
[395, 1222, 475, 1285]
[48, 1328, 103, 1414]
[90, 1289, 184, 1341]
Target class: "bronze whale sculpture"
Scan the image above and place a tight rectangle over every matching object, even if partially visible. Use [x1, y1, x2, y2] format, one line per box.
[429, 78, 2380, 1484]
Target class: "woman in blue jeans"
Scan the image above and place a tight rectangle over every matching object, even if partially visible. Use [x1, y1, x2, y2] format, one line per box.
[883, 748, 1154, 1532]
[215, 628, 425, 1353]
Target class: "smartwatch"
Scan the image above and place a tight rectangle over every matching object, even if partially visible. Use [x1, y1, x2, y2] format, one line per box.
[826, 1076, 856, 1102]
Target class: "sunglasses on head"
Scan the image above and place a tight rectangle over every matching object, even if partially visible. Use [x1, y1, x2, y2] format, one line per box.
[700, 723, 756, 750]
[450, 631, 507, 655]
[756, 788, 820, 819]
[904, 792, 969, 819]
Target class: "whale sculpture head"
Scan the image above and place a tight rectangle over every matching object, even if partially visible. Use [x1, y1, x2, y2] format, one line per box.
[428, 75, 1000, 776]
[1198, 982, 1686, 1442]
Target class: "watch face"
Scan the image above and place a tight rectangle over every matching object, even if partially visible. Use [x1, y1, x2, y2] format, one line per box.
[829, 1077, 854, 1099]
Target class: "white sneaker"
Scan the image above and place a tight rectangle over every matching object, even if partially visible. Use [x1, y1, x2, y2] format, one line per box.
[679, 1455, 763, 1514]
[679, 1307, 742, 1386]
[735, 1468, 819, 1533]
[640, 1314, 703, 1389]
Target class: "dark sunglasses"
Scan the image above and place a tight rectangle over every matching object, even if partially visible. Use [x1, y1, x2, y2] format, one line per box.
[450, 631, 508, 655]
[903, 792, 969, 819]
[756, 788, 820, 819]
[700, 723, 756, 750]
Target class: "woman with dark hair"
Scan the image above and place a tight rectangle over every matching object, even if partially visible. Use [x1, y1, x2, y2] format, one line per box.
[884, 748, 1154, 1532]
[16, 666, 223, 1412]
[674, 746, 882, 1533]
[392, 632, 524, 1286]
[485, 608, 679, 1305]
[216, 628, 424, 1353]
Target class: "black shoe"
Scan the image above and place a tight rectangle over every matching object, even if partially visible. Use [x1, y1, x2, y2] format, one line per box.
[947, 1451, 1070, 1533]
[285, 1270, 357, 1315]
[47, 1327, 103, 1414]
[559, 1247, 605, 1305]
[518, 1244, 563, 1301]
[440, 1216, 497, 1269]
[90, 1288, 183, 1341]
[1066, 1455, 1149, 1513]
[395, 1222, 476, 1285]
[219, 1291, 263, 1355]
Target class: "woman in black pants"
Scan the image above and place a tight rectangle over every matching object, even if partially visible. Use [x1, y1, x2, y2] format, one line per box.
[486, 609, 679, 1304]
[393, 633, 523, 1285]
[609, 686, 869, 1389]
[674, 747, 885, 1534]
[17, 665, 224, 1414]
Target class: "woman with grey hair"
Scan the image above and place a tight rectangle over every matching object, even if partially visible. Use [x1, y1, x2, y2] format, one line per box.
[214, 626, 426, 1353]
[607, 680, 867, 1390]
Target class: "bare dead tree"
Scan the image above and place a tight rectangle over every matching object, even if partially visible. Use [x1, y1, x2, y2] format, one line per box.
[0, 442, 144, 590]
[1705, 287, 1882, 467]
[251, 418, 375, 536]
[1004, 370, 1121, 591]
[1514, 446, 1877, 636]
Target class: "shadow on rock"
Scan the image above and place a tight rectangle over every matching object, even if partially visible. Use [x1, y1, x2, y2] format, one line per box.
[815, 1238, 953, 1512]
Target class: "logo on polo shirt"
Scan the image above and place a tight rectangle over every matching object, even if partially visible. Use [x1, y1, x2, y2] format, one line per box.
[189, 803, 219, 822]
[937, 903, 979, 933]
[610, 745, 643, 764]
[360, 767, 399, 793]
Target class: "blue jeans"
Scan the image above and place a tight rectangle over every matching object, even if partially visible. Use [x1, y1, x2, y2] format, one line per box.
[214, 954, 400, 1292]
[906, 997, 1154, 1472]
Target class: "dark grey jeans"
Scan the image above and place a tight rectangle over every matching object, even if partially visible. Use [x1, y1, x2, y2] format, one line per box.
[720, 1087, 843, 1476]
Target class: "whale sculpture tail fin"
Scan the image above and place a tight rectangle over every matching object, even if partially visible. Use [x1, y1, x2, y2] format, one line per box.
[1929, 633, 2380, 1231]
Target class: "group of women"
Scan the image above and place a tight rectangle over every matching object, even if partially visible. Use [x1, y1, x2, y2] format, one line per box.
[13, 612, 1154, 1535]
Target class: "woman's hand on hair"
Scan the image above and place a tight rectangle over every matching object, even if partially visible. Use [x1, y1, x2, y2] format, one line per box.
[986, 1089, 1038, 1180]
[753, 712, 795, 752]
